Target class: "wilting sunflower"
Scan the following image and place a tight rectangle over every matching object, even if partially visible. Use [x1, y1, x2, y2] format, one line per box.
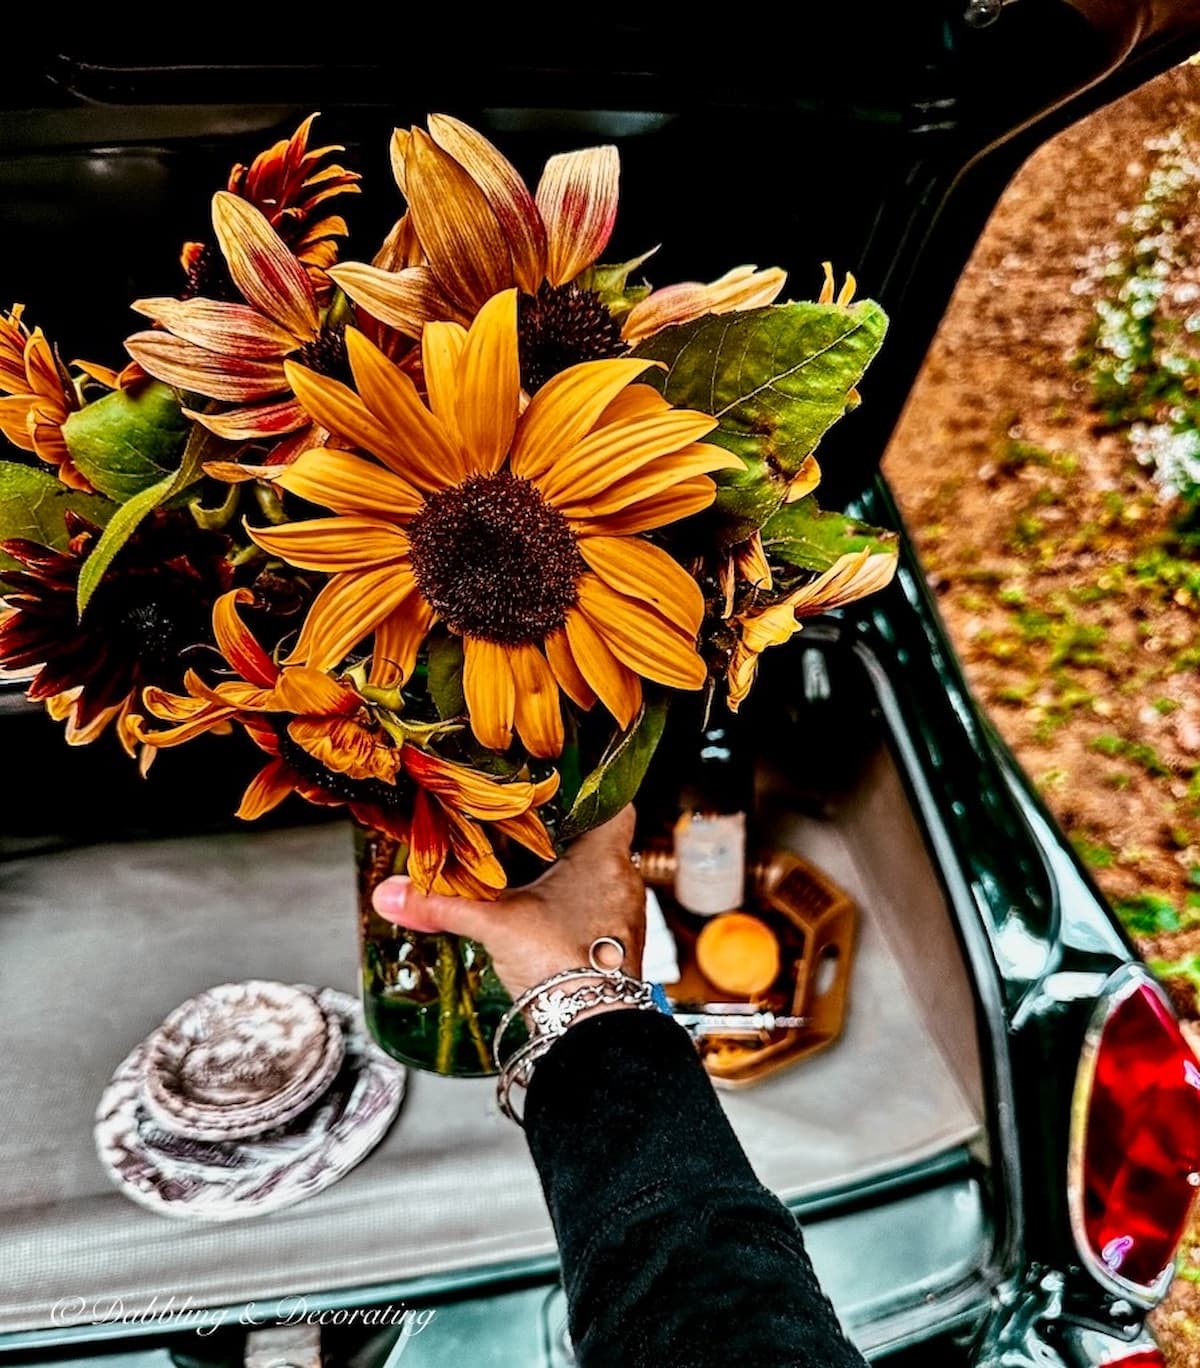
[327, 114, 785, 386]
[0, 510, 233, 764]
[246, 289, 738, 758]
[133, 589, 557, 897]
[726, 549, 898, 711]
[0, 305, 90, 489]
[181, 114, 360, 301]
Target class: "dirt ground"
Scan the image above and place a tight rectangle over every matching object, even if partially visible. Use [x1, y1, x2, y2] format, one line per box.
[883, 63, 1200, 1364]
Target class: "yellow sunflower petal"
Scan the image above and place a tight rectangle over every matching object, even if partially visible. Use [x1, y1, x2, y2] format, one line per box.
[270, 666, 361, 717]
[434, 863, 502, 900]
[620, 265, 787, 344]
[402, 746, 534, 819]
[370, 592, 436, 688]
[389, 128, 412, 195]
[576, 574, 706, 690]
[462, 635, 515, 751]
[595, 382, 671, 428]
[213, 588, 277, 687]
[443, 808, 508, 888]
[136, 696, 238, 747]
[405, 128, 514, 312]
[454, 289, 519, 474]
[782, 549, 898, 617]
[557, 442, 740, 520]
[211, 192, 319, 341]
[508, 642, 564, 759]
[328, 261, 463, 340]
[288, 715, 398, 783]
[571, 475, 716, 536]
[535, 145, 619, 287]
[510, 356, 658, 481]
[407, 789, 449, 893]
[289, 563, 417, 672]
[284, 361, 397, 462]
[544, 627, 597, 710]
[248, 516, 409, 572]
[236, 759, 298, 820]
[421, 320, 468, 438]
[428, 114, 547, 293]
[271, 447, 423, 520]
[579, 535, 704, 635]
[563, 607, 642, 729]
[493, 808, 558, 863]
[344, 329, 466, 490]
[538, 409, 718, 505]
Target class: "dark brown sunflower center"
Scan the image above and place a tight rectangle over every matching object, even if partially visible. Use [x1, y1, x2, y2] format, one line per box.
[275, 726, 412, 811]
[408, 470, 584, 645]
[296, 324, 351, 384]
[517, 281, 626, 393]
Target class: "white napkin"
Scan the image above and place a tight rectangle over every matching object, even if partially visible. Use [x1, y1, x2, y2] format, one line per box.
[642, 886, 680, 984]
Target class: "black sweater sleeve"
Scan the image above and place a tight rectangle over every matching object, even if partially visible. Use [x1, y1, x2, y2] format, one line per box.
[524, 1009, 868, 1368]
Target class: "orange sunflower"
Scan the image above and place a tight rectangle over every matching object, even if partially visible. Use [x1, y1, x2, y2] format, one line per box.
[181, 114, 360, 299]
[0, 305, 89, 489]
[246, 288, 739, 758]
[127, 193, 340, 464]
[328, 114, 784, 377]
[132, 589, 556, 898]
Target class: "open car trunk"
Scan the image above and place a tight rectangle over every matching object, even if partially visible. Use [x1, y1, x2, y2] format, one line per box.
[0, 624, 990, 1350]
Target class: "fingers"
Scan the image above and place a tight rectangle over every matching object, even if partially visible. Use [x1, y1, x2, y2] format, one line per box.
[372, 875, 494, 941]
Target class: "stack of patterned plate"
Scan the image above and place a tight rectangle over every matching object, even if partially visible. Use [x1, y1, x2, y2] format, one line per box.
[95, 981, 406, 1220]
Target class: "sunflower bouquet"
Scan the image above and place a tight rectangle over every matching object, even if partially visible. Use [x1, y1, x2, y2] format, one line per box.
[0, 115, 898, 1075]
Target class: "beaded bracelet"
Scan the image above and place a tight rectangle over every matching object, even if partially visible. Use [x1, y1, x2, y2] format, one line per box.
[493, 937, 656, 1125]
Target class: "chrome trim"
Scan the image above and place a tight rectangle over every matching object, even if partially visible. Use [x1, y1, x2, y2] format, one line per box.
[1067, 961, 1184, 1309]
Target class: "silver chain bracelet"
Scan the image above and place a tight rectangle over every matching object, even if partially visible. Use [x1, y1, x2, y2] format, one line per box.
[493, 936, 656, 1125]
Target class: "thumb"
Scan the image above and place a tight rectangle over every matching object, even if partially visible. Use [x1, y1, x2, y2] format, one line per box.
[372, 875, 494, 940]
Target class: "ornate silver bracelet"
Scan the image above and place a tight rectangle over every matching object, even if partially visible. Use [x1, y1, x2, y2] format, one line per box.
[493, 937, 656, 1125]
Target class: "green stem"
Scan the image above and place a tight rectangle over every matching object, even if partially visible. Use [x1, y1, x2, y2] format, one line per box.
[434, 935, 459, 1075]
[459, 977, 491, 1073]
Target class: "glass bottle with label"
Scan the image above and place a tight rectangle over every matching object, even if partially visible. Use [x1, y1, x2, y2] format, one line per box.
[672, 705, 753, 917]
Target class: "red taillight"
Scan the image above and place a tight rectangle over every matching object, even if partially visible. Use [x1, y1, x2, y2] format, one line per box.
[1070, 967, 1200, 1303]
[1102, 1350, 1167, 1367]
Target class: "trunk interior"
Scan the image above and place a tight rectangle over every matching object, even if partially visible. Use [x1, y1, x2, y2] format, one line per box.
[0, 625, 989, 1336]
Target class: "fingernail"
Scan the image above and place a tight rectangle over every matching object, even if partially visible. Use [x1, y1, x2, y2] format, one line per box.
[373, 877, 409, 922]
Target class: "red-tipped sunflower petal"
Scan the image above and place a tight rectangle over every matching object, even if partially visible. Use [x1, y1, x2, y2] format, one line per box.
[576, 574, 706, 690]
[407, 788, 449, 893]
[536, 145, 619, 287]
[289, 563, 417, 672]
[563, 607, 641, 729]
[370, 592, 435, 688]
[130, 296, 297, 358]
[248, 516, 409, 572]
[428, 113, 547, 294]
[508, 642, 564, 759]
[620, 264, 787, 344]
[212, 192, 319, 341]
[125, 332, 287, 403]
[236, 758, 298, 819]
[454, 289, 519, 474]
[405, 128, 514, 313]
[213, 588, 278, 688]
[571, 475, 716, 536]
[443, 808, 507, 889]
[462, 635, 515, 751]
[544, 627, 597, 710]
[288, 715, 398, 784]
[271, 446, 423, 520]
[190, 399, 308, 440]
[344, 328, 465, 490]
[539, 409, 718, 505]
[494, 807, 558, 863]
[329, 261, 462, 340]
[402, 746, 534, 819]
[510, 356, 657, 481]
[579, 535, 704, 635]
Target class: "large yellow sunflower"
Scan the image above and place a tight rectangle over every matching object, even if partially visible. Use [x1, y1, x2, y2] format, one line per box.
[247, 288, 739, 758]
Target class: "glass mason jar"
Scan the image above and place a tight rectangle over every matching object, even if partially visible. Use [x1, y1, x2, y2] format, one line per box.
[354, 822, 515, 1078]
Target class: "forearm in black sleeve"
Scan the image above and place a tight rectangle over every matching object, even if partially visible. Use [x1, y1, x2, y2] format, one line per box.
[524, 1009, 868, 1368]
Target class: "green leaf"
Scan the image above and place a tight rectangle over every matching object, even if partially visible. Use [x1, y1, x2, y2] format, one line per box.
[633, 300, 888, 542]
[0, 462, 116, 571]
[427, 632, 466, 720]
[63, 382, 190, 502]
[761, 495, 898, 574]
[575, 250, 655, 321]
[559, 697, 668, 842]
[76, 424, 210, 616]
